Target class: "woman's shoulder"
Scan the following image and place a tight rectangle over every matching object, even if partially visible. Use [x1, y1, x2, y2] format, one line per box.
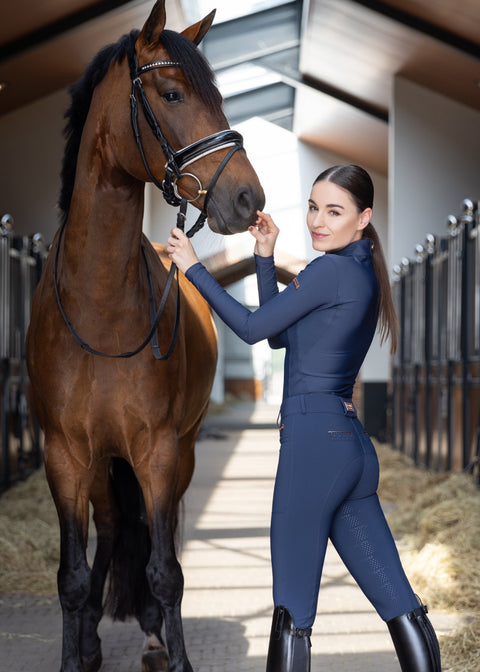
[302, 253, 336, 274]
[292, 253, 338, 290]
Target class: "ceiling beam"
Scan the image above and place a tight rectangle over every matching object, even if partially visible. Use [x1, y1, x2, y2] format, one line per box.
[0, 0, 144, 64]
[351, 0, 480, 58]
[256, 48, 389, 122]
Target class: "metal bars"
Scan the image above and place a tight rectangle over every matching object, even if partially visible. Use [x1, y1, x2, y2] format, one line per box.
[0, 215, 47, 494]
[391, 199, 480, 481]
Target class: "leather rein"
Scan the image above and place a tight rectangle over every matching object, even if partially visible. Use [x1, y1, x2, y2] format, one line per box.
[53, 49, 244, 360]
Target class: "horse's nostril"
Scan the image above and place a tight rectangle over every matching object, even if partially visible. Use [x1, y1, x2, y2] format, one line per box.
[235, 186, 264, 220]
[234, 187, 252, 218]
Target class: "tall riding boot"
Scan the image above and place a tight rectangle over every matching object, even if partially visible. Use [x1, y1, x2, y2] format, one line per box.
[266, 606, 311, 672]
[387, 604, 441, 671]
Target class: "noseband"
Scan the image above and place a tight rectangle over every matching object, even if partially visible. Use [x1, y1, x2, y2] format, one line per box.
[128, 49, 244, 237]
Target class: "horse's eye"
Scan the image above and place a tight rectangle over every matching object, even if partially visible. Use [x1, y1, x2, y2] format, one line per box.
[162, 90, 183, 104]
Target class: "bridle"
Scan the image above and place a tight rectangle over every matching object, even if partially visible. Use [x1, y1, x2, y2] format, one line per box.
[128, 48, 244, 237]
[54, 47, 244, 360]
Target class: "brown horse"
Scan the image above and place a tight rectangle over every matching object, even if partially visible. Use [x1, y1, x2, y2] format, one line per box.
[25, 2, 264, 671]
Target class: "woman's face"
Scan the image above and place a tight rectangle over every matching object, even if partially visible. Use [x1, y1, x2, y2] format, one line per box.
[307, 180, 371, 253]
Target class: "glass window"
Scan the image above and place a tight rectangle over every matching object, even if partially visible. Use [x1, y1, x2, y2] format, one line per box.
[182, 0, 292, 25]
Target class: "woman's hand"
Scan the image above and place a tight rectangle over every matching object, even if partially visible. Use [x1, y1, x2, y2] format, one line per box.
[166, 228, 199, 274]
[249, 211, 280, 257]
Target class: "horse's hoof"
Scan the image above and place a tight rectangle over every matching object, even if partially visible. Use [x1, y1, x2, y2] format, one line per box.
[82, 647, 102, 672]
[141, 648, 169, 672]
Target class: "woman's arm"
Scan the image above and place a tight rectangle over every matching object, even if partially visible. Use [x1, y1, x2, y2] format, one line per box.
[166, 219, 335, 346]
[254, 254, 284, 348]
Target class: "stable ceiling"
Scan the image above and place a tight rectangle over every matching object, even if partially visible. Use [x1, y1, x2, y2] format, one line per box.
[1, 0, 479, 175]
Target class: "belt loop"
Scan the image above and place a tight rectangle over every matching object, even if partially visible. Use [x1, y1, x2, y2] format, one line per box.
[276, 409, 282, 429]
[300, 394, 306, 414]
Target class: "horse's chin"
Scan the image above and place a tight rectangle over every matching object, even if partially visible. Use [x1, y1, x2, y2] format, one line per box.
[206, 200, 248, 235]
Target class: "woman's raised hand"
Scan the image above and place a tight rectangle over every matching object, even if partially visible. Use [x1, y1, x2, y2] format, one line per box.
[166, 228, 199, 274]
[249, 211, 280, 257]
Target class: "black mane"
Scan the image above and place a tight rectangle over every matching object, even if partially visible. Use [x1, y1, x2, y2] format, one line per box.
[58, 27, 222, 224]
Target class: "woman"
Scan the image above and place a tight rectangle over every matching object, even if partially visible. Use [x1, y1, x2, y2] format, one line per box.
[167, 164, 441, 672]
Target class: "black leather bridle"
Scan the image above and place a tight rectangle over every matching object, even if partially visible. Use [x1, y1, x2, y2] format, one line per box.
[53, 48, 244, 360]
[128, 49, 244, 238]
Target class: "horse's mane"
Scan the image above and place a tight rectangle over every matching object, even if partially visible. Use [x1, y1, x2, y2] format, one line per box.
[58, 27, 222, 224]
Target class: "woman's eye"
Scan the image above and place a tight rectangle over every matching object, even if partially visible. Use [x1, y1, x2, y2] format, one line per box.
[329, 209, 340, 216]
[162, 90, 183, 104]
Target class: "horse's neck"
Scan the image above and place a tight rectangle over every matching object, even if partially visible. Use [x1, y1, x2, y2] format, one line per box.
[62, 182, 146, 301]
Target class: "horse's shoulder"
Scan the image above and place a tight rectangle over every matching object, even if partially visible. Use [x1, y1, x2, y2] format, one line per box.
[150, 241, 168, 257]
[150, 241, 172, 270]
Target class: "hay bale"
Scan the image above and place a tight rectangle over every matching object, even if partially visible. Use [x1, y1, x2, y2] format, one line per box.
[376, 443, 480, 670]
[440, 619, 480, 672]
[376, 442, 445, 503]
[378, 450, 480, 614]
[0, 467, 58, 594]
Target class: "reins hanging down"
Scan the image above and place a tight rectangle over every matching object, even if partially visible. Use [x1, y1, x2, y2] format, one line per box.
[53, 218, 180, 360]
[54, 48, 243, 360]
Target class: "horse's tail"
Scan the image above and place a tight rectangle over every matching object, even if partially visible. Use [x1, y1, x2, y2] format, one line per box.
[104, 457, 151, 621]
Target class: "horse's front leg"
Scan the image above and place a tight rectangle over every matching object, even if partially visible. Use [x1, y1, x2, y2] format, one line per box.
[45, 442, 92, 672]
[79, 460, 116, 672]
[136, 436, 193, 672]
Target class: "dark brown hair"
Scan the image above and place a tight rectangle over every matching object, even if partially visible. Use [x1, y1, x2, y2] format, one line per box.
[314, 164, 398, 353]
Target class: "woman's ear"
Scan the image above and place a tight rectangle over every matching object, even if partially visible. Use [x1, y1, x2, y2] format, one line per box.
[358, 207, 372, 231]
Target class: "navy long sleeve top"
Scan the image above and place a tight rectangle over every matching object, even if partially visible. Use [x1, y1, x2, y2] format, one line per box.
[186, 238, 379, 399]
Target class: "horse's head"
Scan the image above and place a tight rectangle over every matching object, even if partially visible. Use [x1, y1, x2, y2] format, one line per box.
[105, 0, 265, 235]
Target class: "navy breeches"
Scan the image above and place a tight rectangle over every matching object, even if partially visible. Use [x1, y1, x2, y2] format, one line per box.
[271, 392, 419, 630]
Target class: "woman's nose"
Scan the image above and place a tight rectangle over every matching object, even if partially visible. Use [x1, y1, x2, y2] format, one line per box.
[313, 213, 326, 228]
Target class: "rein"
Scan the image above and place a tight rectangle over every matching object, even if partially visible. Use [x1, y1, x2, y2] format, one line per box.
[53, 213, 182, 360]
[53, 47, 243, 360]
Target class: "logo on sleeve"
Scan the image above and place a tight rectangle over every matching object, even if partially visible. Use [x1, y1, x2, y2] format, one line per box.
[292, 277, 300, 289]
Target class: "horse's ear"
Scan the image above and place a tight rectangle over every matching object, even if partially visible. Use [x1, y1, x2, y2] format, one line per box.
[181, 9, 216, 45]
[138, 0, 167, 46]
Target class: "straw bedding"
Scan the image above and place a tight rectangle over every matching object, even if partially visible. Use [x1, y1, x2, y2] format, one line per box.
[376, 442, 480, 672]
[0, 467, 58, 594]
[0, 444, 478, 670]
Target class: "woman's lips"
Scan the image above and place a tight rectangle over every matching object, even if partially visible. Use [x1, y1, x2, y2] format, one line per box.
[312, 232, 328, 239]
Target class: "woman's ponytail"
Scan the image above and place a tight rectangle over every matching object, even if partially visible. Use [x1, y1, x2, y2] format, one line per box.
[362, 223, 398, 353]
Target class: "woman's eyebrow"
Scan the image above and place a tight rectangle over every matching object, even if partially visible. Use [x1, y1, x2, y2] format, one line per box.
[308, 199, 345, 209]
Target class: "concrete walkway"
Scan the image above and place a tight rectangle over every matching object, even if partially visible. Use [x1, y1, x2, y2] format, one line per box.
[0, 401, 458, 671]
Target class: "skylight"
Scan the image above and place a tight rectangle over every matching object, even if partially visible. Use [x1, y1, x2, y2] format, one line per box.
[216, 63, 282, 98]
[181, 0, 292, 25]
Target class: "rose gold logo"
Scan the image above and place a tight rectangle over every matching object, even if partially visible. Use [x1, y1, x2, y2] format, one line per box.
[344, 402, 355, 413]
[293, 277, 300, 289]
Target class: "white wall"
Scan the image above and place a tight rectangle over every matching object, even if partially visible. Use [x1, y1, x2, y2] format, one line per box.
[0, 89, 69, 241]
[389, 77, 480, 268]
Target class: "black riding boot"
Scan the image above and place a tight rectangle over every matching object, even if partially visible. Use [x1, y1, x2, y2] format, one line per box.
[266, 606, 311, 672]
[387, 604, 441, 671]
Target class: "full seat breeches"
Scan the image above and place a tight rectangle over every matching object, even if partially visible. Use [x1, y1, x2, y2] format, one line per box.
[270, 393, 420, 630]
